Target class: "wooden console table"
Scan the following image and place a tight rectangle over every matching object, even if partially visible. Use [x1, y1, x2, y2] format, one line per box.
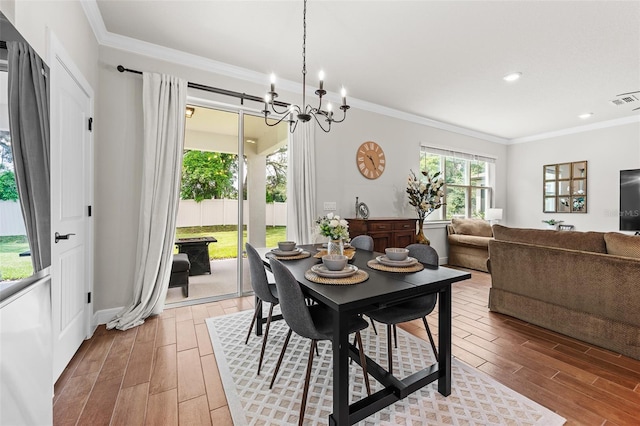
[175, 237, 217, 275]
[346, 217, 416, 252]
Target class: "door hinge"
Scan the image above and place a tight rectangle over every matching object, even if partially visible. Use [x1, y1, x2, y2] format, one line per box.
[87, 292, 92, 304]
[88, 117, 93, 132]
[87, 205, 92, 217]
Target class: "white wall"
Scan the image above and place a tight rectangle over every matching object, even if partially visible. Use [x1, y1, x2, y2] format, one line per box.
[95, 46, 507, 312]
[506, 122, 640, 232]
[1, 1, 99, 90]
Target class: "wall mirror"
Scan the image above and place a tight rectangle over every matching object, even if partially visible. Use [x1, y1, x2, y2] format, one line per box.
[543, 161, 587, 213]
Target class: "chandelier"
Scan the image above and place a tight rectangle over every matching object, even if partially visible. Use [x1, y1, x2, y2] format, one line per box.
[263, 0, 349, 133]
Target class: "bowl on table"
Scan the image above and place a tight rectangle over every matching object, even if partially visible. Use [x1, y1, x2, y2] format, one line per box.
[278, 241, 297, 251]
[322, 254, 348, 271]
[385, 247, 409, 261]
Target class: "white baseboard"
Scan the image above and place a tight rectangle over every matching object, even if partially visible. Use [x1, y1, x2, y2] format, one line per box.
[440, 257, 448, 265]
[93, 306, 123, 327]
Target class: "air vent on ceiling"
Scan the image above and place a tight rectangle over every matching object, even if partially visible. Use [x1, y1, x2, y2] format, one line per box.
[609, 91, 639, 108]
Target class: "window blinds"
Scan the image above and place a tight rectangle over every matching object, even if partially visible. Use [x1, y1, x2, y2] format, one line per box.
[421, 146, 496, 164]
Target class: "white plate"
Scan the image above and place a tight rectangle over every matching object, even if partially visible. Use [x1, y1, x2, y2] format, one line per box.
[376, 255, 418, 267]
[311, 264, 358, 278]
[271, 247, 302, 256]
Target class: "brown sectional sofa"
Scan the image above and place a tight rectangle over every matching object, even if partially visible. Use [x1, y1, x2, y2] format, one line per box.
[447, 218, 493, 272]
[488, 225, 640, 360]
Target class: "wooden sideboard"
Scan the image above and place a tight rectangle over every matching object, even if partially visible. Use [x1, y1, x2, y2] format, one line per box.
[346, 217, 416, 253]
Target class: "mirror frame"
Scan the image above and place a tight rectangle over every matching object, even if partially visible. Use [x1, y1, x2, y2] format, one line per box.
[543, 161, 587, 213]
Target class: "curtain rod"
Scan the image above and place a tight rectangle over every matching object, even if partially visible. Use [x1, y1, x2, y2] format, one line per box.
[116, 65, 289, 108]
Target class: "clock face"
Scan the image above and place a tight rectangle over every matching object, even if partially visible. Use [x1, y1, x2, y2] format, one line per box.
[356, 141, 385, 179]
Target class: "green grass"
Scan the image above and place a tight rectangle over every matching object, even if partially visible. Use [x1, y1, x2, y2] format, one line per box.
[175, 226, 286, 259]
[0, 236, 34, 281]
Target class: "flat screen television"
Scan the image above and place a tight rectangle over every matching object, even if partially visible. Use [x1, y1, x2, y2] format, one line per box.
[620, 169, 640, 232]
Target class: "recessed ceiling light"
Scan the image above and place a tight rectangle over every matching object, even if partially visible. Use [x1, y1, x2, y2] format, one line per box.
[578, 113, 593, 119]
[246, 139, 256, 144]
[503, 72, 522, 82]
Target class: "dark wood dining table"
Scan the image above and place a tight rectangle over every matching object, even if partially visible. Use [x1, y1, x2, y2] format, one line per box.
[256, 244, 471, 425]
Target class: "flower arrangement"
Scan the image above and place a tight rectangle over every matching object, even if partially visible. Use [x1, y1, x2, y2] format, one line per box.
[315, 212, 350, 241]
[542, 219, 563, 225]
[406, 169, 445, 220]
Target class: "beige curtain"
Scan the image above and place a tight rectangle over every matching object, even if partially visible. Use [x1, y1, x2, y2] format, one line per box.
[287, 121, 316, 244]
[108, 72, 186, 331]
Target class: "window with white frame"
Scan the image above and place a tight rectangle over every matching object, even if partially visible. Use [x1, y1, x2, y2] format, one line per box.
[420, 146, 495, 220]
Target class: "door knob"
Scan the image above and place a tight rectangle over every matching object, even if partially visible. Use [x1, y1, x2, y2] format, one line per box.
[55, 232, 76, 243]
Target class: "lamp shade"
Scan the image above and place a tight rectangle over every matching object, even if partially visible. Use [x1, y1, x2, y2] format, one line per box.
[486, 208, 503, 221]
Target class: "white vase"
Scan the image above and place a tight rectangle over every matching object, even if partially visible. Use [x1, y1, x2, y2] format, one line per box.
[327, 239, 344, 256]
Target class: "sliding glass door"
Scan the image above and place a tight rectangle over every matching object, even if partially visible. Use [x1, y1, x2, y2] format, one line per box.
[167, 104, 288, 306]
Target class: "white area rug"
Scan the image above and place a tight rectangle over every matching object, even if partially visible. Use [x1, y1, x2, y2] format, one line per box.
[206, 310, 566, 425]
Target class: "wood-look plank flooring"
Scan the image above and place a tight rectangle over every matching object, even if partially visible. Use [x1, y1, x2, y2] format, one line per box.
[54, 270, 640, 425]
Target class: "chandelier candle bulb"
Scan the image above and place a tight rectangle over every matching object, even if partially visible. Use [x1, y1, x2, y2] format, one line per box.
[341, 88, 347, 105]
[270, 73, 276, 93]
[319, 70, 324, 90]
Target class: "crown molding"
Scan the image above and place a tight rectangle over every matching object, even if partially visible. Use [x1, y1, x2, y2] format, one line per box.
[508, 115, 640, 144]
[82, 1, 636, 146]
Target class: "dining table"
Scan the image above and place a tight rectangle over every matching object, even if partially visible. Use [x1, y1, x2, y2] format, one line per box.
[256, 244, 471, 425]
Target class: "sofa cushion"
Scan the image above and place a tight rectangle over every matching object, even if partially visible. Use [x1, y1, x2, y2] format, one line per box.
[448, 234, 491, 248]
[451, 218, 493, 237]
[604, 232, 640, 259]
[492, 225, 606, 253]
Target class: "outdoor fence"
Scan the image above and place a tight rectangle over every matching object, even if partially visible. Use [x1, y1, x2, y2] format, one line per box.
[176, 199, 287, 228]
[0, 200, 27, 236]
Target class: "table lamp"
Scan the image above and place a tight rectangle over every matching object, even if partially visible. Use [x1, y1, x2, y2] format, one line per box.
[486, 208, 503, 225]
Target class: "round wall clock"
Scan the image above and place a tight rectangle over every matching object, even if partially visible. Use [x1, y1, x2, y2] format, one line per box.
[356, 141, 386, 179]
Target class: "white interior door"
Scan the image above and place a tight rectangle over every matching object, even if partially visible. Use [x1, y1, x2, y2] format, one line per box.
[49, 34, 94, 381]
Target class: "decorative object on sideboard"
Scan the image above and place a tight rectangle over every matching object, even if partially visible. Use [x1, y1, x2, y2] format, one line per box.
[354, 196, 370, 220]
[262, 0, 349, 133]
[543, 161, 587, 213]
[406, 169, 444, 245]
[542, 219, 563, 230]
[485, 208, 503, 225]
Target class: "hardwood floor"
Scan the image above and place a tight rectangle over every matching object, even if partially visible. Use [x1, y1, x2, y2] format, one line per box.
[54, 270, 640, 425]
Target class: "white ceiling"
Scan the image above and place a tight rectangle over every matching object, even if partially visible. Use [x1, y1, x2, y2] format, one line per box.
[93, 0, 640, 142]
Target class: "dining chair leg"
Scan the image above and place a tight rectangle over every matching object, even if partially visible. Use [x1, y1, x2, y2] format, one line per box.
[257, 303, 275, 375]
[269, 328, 293, 389]
[244, 299, 262, 345]
[422, 316, 439, 359]
[298, 339, 317, 426]
[393, 324, 398, 348]
[355, 331, 371, 396]
[370, 317, 378, 335]
[386, 324, 393, 375]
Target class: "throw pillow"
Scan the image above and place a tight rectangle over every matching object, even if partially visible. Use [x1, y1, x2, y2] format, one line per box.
[451, 218, 493, 237]
[604, 232, 640, 259]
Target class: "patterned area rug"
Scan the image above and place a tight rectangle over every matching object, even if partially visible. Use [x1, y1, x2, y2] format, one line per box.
[206, 310, 565, 425]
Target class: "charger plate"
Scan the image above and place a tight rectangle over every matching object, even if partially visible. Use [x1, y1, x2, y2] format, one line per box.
[304, 269, 369, 285]
[367, 259, 424, 273]
[266, 250, 311, 260]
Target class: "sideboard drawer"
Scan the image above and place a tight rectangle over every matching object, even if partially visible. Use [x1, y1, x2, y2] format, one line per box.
[393, 220, 415, 231]
[368, 222, 392, 232]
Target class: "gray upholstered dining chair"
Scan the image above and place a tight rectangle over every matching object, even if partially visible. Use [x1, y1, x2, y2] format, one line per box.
[366, 243, 439, 374]
[350, 234, 374, 251]
[244, 243, 280, 375]
[268, 258, 371, 426]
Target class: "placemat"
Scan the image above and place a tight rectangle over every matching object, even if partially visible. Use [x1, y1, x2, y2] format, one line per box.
[266, 250, 311, 260]
[304, 269, 369, 285]
[367, 259, 424, 273]
[314, 249, 356, 260]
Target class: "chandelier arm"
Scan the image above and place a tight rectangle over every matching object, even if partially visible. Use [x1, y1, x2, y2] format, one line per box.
[263, 112, 293, 128]
[329, 108, 348, 124]
[311, 112, 332, 133]
[270, 102, 291, 115]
